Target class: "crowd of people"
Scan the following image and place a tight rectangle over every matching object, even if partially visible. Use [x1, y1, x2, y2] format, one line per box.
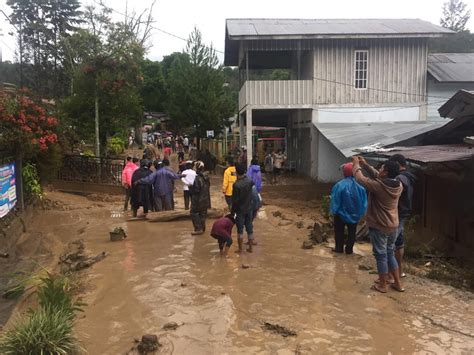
[122, 139, 414, 294]
[330, 154, 415, 294]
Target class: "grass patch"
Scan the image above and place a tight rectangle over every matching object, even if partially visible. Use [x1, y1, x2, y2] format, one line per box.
[0, 272, 84, 354]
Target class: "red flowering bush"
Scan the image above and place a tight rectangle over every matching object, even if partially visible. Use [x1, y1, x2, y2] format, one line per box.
[0, 88, 58, 155]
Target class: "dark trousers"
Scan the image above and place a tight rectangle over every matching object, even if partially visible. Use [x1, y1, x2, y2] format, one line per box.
[155, 194, 172, 211]
[334, 214, 357, 254]
[191, 209, 207, 232]
[184, 190, 191, 210]
[124, 188, 131, 210]
[225, 195, 232, 210]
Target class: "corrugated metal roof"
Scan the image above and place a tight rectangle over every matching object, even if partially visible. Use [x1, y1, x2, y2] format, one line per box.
[428, 53, 474, 82]
[315, 121, 446, 157]
[226, 19, 452, 39]
[438, 89, 474, 118]
[369, 144, 474, 163]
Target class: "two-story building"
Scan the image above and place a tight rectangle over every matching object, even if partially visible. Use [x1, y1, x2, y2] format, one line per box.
[224, 18, 452, 181]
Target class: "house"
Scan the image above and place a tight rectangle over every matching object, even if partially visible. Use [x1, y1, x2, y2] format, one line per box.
[224, 18, 452, 181]
[366, 90, 474, 257]
[427, 53, 474, 121]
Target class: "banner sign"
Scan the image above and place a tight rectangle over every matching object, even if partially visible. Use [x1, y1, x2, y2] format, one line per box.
[0, 162, 17, 218]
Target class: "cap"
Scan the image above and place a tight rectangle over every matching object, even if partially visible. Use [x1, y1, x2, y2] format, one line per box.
[343, 163, 354, 177]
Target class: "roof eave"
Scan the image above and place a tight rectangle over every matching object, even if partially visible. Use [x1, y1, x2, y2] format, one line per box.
[227, 33, 451, 41]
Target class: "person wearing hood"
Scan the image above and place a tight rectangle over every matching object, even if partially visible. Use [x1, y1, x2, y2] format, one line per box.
[130, 159, 153, 217]
[330, 162, 367, 254]
[247, 158, 262, 193]
[353, 156, 404, 293]
[188, 161, 211, 235]
[388, 154, 416, 279]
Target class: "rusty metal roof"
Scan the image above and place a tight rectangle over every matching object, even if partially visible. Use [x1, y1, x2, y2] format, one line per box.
[369, 144, 474, 163]
[428, 53, 474, 82]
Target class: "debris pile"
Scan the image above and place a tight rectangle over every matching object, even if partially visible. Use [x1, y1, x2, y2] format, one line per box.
[262, 322, 297, 337]
[128, 334, 161, 354]
[59, 239, 108, 272]
[308, 222, 330, 244]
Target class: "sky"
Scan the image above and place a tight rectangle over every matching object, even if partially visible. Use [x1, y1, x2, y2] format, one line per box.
[1, 0, 474, 63]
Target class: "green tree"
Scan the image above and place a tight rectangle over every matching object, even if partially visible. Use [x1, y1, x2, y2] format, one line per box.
[165, 28, 234, 139]
[440, 0, 471, 32]
[141, 60, 166, 112]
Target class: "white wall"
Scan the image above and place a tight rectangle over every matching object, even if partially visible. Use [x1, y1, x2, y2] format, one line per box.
[317, 106, 421, 123]
[427, 79, 474, 121]
[316, 130, 347, 183]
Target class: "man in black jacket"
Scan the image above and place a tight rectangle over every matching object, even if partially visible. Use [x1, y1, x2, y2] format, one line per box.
[189, 161, 211, 235]
[231, 163, 255, 253]
[130, 159, 153, 218]
[389, 154, 416, 279]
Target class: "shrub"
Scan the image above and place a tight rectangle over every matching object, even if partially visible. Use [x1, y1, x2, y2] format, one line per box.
[82, 149, 95, 157]
[107, 136, 125, 156]
[0, 272, 83, 354]
[22, 163, 42, 200]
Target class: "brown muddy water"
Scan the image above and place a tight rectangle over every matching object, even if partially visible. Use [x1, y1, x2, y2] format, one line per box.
[4, 188, 473, 354]
[67, 195, 473, 354]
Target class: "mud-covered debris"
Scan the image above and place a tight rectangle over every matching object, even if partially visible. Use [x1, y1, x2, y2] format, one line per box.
[358, 263, 373, 271]
[180, 282, 187, 287]
[241, 264, 251, 269]
[272, 211, 282, 218]
[134, 334, 160, 354]
[295, 221, 304, 229]
[59, 239, 108, 272]
[162, 322, 180, 330]
[302, 240, 313, 249]
[309, 222, 329, 244]
[262, 322, 297, 337]
[0, 252, 9, 258]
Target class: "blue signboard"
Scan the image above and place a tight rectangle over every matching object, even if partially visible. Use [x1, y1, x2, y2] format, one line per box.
[0, 163, 17, 218]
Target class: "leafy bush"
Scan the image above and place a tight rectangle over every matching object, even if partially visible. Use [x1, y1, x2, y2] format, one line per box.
[320, 195, 331, 220]
[82, 149, 95, 157]
[22, 163, 42, 200]
[0, 272, 83, 354]
[107, 136, 126, 156]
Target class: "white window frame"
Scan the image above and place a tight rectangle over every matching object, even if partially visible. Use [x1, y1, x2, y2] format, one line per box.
[354, 50, 369, 90]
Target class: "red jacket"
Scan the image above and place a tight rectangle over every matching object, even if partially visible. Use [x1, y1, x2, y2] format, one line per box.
[122, 162, 138, 188]
[210, 216, 234, 238]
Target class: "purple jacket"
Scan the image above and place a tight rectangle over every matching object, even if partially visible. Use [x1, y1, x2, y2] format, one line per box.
[247, 164, 262, 193]
[211, 216, 234, 238]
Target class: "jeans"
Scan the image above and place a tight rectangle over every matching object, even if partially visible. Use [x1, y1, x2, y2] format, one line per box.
[236, 211, 254, 239]
[191, 210, 207, 232]
[369, 228, 399, 274]
[184, 190, 191, 210]
[334, 214, 357, 253]
[124, 187, 131, 210]
[395, 218, 406, 250]
[225, 195, 232, 210]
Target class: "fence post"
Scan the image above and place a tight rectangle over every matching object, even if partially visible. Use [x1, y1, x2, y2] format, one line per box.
[15, 151, 25, 211]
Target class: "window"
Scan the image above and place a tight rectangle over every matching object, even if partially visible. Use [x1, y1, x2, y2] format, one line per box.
[354, 50, 368, 89]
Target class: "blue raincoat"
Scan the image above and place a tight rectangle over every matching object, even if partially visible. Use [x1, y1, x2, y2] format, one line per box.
[330, 177, 367, 224]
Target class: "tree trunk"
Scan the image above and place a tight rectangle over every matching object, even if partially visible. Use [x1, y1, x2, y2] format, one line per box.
[94, 81, 100, 157]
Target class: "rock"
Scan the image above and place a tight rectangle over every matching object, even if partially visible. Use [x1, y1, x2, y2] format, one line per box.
[358, 264, 373, 271]
[295, 221, 304, 229]
[136, 334, 160, 353]
[272, 211, 282, 218]
[180, 282, 187, 287]
[162, 322, 179, 330]
[302, 241, 314, 249]
[309, 222, 328, 244]
[262, 322, 297, 337]
[221, 292, 226, 295]
[241, 264, 250, 269]
[425, 261, 432, 267]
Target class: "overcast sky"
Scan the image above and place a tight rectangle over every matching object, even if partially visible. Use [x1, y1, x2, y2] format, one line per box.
[1, 0, 474, 63]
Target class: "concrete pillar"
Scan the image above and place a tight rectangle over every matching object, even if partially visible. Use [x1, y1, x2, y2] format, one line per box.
[239, 112, 244, 147]
[246, 107, 253, 165]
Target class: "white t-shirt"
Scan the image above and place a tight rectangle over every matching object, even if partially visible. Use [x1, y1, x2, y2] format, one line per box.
[181, 169, 197, 191]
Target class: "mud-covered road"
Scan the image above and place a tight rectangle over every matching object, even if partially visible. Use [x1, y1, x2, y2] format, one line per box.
[3, 175, 474, 354]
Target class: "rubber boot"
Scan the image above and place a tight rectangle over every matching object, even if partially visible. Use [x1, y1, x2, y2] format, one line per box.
[223, 245, 230, 257]
[247, 234, 253, 253]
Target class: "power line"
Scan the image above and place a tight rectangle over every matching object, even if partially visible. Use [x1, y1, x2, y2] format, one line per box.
[91, 0, 225, 54]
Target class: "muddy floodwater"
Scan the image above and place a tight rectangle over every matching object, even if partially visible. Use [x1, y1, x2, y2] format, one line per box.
[7, 184, 473, 354]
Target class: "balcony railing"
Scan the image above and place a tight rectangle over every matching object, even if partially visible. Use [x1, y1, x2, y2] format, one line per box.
[239, 80, 313, 110]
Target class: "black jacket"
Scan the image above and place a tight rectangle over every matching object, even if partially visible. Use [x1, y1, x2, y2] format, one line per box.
[131, 167, 152, 209]
[189, 172, 211, 212]
[396, 170, 416, 219]
[231, 176, 254, 214]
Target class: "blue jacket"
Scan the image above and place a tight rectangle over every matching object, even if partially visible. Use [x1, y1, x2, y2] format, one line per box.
[139, 168, 180, 196]
[247, 164, 262, 193]
[330, 177, 367, 224]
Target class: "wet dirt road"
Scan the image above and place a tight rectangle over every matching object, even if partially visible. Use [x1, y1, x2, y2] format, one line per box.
[20, 184, 474, 354]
